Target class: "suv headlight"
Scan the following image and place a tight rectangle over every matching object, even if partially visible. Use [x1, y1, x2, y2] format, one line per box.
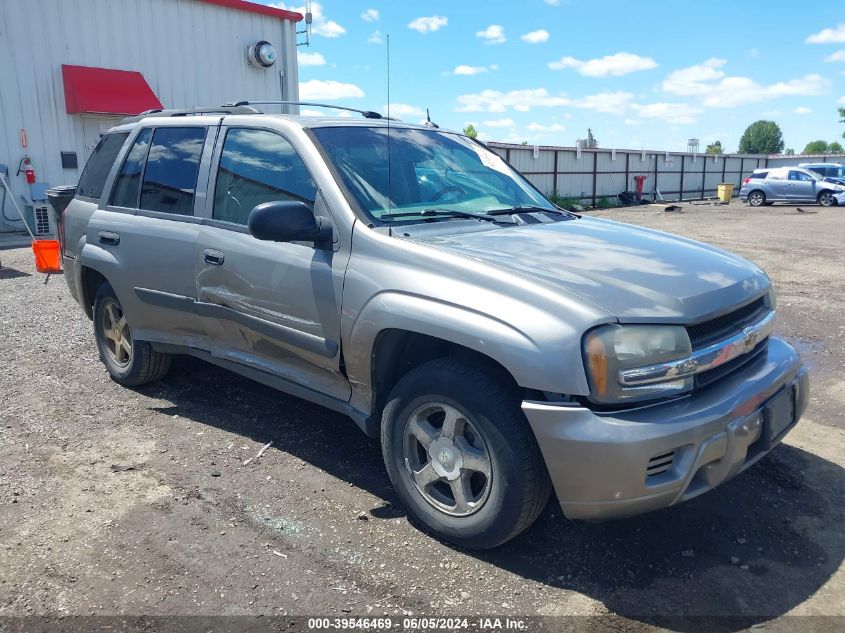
[583, 324, 693, 404]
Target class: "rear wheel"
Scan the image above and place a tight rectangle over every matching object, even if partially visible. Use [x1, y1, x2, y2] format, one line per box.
[93, 283, 171, 386]
[748, 191, 766, 207]
[381, 358, 551, 549]
[818, 191, 837, 207]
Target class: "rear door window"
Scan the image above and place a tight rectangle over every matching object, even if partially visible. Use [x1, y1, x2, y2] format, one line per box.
[140, 127, 207, 215]
[109, 128, 152, 209]
[76, 132, 129, 199]
[212, 128, 317, 225]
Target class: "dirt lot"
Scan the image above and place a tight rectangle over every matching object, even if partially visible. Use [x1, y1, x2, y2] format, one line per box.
[1, 201, 843, 631]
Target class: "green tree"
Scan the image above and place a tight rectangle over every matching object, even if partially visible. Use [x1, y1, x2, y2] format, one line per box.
[705, 140, 723, 154]
[738, 120, 784, 154]
[829, 141, 844, 153]
[802, 140, 829, 154]
[784, 148, 795, 155]
[840, 106, 845, 138]
[463, 124, 478, 139]
[577, 128, 598, 148]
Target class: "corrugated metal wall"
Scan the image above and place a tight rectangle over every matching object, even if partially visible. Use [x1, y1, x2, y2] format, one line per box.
[489, 142, 845, 205]
[0, 0, 299, 231]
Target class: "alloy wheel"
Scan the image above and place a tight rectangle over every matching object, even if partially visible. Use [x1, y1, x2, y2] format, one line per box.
[100, 298, 132, 367]
[403, 402, 493, 517]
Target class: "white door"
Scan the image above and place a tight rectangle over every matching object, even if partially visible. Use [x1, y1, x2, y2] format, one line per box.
[81, 116, 122, 158]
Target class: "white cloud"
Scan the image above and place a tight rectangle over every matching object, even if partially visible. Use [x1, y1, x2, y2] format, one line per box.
[624, 118, 641, 125]
[476, 25, 506, 45]
[384, 103, 423, 118]
[662, 59, 829, 106]
[793, 106, 812, 114]
[631, 102, 702, 124]
[544, 0, 561, 4]
[452, 64, 497, 76]
[482, 118, 515, 128]
[838, 96, 845, 105]
[274, 2, 345, 37]
[361, 8, 379, 22]
[408, 15, 447, 34]
[548, 52, 657, 77]
[521, 29, 549, 44]
[526, 123, 565, 132]
[702, 74, 828, 107]
[662, 58, 727, 95]
[298, 52, 326, 67]
[806, 24, 845, 44]
[824, 50, 845, 62]
[456, 88, 570, 112]
[367, 30, 383, 44]
[300, 109, 325, 116]
[572, 91, 634, 114]
[300, 79, 364, 100]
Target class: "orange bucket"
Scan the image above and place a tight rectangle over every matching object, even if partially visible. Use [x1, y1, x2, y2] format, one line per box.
[32, 239, 62, 274]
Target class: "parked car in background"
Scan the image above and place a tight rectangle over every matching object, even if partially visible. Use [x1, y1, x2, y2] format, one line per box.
[798, 163, 845, 186]
[57, 104, 808, 548]
[739, 166, 845, 207]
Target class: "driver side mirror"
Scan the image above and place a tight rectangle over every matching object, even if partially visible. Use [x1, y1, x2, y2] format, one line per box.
[247, 200, 331, 245]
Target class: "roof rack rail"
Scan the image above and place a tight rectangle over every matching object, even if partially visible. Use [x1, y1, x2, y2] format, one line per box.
[119, 105, 262, 125]
[224, 100, 384, 119]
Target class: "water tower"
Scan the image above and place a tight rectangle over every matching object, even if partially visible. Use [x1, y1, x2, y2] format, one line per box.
[687, 138, 700, 153]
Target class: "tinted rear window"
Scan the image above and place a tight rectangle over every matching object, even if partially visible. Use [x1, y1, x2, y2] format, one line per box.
[749, 171, 768, 179]
[110, 128, 152, 209]
[140, 127, 207, 215]
[76, 133, 128, 199]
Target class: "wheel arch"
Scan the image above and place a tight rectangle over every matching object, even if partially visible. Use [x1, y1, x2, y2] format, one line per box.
[343, 291, 584, 430]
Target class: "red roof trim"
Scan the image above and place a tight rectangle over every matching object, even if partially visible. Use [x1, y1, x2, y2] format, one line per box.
[197, 0, 303, 22]
[62, 65, 163, 115]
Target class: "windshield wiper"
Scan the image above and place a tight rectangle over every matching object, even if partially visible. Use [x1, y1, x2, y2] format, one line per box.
[381, 208, 513, 224]
[488, 204, 568, 216]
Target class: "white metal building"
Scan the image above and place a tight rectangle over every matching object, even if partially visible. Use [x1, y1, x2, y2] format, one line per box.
[0, 0, 303, 233]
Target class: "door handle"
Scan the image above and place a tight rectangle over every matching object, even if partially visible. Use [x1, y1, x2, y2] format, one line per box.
[98, 231, 120, 246]
[203, 249, 225, 266]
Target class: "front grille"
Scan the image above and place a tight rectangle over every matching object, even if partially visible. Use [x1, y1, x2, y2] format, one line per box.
[686, 297, 768, 348]
[694, 339, 767, 389]
[646, 450, 676, 477]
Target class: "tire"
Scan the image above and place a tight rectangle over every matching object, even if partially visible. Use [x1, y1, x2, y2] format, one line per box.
[747, 190, 766, 207]
[381, 358, 552, 549]
[818, 191, 837, 207]
[93, 282, 171, 386]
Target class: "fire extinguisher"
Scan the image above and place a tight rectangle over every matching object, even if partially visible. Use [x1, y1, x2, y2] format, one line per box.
[18, 156, 36, 184]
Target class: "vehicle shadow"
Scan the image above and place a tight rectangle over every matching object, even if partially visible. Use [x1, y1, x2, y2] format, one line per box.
[139, 356, 844, 631]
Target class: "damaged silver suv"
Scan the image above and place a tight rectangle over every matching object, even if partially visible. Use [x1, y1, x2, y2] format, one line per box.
[59, 103, 808, 548]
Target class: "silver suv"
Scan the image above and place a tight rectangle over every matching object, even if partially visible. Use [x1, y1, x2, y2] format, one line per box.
[59, 104, 808, 548]
[739, 166, 845, 206]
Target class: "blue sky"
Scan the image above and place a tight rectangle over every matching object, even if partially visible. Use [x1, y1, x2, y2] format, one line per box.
[268, 1, 845, 152]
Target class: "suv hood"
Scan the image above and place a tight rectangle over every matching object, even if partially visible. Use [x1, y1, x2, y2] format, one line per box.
[411, 216, 770, 322]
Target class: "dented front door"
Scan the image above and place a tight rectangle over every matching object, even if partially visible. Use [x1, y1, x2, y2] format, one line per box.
[194, 223, 349, 400]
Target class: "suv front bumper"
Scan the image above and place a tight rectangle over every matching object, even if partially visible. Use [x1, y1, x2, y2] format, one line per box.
[523, 337, 808, 520]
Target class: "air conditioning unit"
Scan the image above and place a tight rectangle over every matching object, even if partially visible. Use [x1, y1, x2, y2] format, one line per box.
[23, 203, 53, 236]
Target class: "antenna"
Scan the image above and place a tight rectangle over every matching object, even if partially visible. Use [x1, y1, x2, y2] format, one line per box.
[386, 33, 392, 220]
[425, 108, 439, 129]
[297, 1, 312, 47]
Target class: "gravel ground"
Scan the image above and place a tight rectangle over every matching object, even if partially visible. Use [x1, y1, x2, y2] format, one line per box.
[0, 201, 843, 631]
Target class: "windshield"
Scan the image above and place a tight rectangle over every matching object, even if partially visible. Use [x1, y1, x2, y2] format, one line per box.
[310, 126, 556, 222]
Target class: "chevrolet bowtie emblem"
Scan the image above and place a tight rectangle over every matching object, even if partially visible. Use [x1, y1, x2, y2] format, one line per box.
[743, 327, 758, 352]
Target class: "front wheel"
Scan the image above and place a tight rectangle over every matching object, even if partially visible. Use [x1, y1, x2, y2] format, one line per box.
[381, 358, 551, 549]
[818, 191, 837, 207]
[747, 191, 766, 207]
[93, 283, 171, 386]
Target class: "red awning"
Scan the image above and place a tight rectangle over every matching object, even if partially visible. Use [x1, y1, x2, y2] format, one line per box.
[62, 65, 163, 115]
